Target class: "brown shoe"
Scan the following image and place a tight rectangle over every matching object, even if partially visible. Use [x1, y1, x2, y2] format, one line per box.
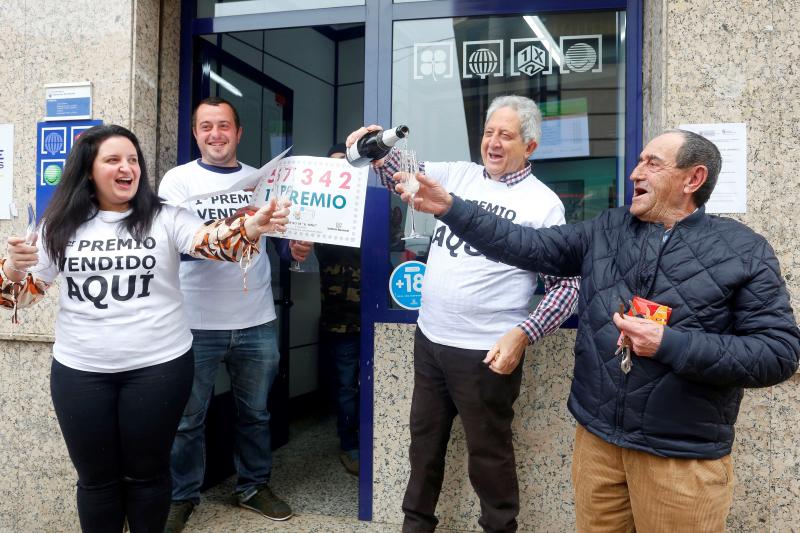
[340, 450, 359, 476]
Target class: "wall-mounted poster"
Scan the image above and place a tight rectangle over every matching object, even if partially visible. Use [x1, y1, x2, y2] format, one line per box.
[679, 122, 747, 214]
[0, 124, 13, 220]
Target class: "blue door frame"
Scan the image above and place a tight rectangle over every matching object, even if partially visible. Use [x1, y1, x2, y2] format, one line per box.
[177, 0, 643, 521]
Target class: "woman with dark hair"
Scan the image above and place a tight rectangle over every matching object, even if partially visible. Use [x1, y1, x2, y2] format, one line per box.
[0, 124, 286, 533]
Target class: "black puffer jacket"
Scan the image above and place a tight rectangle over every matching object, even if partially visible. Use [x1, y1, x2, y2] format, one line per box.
[441, 199, 800, 458]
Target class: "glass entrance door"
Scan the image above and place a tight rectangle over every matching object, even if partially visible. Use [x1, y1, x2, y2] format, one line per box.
[194, 37, 294, 488]
[185, 20, 366, 504]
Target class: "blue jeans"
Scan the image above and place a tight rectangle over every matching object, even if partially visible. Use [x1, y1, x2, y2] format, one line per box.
[170, 322, 279, 503]
[322, 331, 360, 452]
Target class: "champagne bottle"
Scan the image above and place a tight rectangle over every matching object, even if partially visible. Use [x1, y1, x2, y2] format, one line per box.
[346, 125, 409, 167]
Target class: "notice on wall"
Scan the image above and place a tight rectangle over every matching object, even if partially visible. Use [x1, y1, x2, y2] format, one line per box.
[44, 82, 92, 121]
[0, 124, 13, 219]
[678, 122, 747, 214]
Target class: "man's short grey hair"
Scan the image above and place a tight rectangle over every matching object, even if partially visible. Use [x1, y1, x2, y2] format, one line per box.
[485, 95, 542, 144]
[665, 129, 722, 207]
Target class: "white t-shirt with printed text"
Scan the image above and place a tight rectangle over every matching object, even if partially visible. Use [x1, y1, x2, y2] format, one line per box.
[418, 161, 566, 350]
[34, 206, 205, 373]
[158, 159, 277, 330]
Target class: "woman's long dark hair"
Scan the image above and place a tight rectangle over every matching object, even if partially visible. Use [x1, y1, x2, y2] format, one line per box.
[41, 124, 163, 269]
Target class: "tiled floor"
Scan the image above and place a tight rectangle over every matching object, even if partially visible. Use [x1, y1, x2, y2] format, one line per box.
[180, 411, 477, 533]
[180, 412, 395, 532]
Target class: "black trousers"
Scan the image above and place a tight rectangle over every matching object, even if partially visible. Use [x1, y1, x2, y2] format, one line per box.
[402, 328, 523, 533]
[50, 351, 194, 533]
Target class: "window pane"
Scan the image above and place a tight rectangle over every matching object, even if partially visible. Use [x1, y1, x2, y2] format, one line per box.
[389, 12, 626, 307]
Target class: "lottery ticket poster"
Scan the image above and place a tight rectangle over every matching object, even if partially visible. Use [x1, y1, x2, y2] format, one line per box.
[254, 155, 370, 247]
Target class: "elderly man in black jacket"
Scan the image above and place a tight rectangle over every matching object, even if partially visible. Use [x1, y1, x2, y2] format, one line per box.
[398, 129, 800, 532]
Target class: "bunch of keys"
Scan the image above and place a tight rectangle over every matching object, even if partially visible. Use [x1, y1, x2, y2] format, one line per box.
[614, 295, 672, 375]
[615, 296, 644, 374]
[615, 301, 633, 374]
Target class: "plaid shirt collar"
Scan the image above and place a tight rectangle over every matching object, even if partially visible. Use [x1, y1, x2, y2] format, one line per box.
[483, 162, 532, 186]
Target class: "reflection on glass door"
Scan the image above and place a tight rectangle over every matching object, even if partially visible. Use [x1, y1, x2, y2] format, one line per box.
[192, 22, 365, 490]
[198, 39, 293, 165]
[195, 40, 294, 488]
[389, 11, 627, 307]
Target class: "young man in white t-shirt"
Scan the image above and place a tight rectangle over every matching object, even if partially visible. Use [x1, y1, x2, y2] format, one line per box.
[347, 96, 580, 533]
[159, 97, 311, 531]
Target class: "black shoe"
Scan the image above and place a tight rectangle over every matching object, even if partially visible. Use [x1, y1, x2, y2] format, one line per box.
[238, 485, 293, 521]
[164, 500, 195, 533]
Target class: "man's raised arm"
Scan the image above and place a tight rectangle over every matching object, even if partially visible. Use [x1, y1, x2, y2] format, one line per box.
[403, 174, 586, 278]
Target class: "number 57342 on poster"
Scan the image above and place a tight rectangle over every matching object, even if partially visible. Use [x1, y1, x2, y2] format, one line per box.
[254, 156, 370, 247]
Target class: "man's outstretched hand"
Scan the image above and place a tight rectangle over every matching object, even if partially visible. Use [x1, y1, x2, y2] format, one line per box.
[396, 173, 453, 217]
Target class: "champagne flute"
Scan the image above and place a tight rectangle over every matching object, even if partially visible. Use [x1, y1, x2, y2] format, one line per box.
[7, 202, 37, 324]
[399, 149, 425, 240]
[20, 202, 39, 273]
[272, 170, 302, 272]
[271, 169, 295, 224]
[6, 202, 38, 273]
[289, 254, 303, 272]
[25, 203, 36, 246]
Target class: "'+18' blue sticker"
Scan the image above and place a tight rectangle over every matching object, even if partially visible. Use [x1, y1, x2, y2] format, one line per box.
[389, 260, 426, 310]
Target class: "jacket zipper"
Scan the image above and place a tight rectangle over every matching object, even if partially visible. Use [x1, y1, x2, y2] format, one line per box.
[614, 222, 677, 437]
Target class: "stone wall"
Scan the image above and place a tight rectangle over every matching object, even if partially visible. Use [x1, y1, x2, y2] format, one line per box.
[0, 1, 175, 530]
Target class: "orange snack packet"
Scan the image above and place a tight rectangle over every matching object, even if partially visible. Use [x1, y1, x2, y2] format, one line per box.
[616, 296, 672, 348]
[628, 296, 672, 325]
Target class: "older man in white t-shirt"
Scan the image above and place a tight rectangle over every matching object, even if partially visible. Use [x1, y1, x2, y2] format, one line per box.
[347, 95, 579, 533]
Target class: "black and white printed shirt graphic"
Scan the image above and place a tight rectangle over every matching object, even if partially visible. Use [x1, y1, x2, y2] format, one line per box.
[33, 206, 204, 373]
[416, 161, 566, 350]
